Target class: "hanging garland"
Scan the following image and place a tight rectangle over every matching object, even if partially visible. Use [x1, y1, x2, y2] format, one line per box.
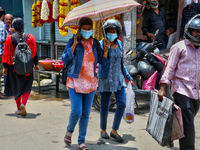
[53, 0, 59, 19]
[36, 0, 43, 27]
[40, 1, 53, 23]
[69, 0, 81, 35]
[32, 1, 37, 28]
[41, 0, 49, 21]
[58, 0, 69, 36]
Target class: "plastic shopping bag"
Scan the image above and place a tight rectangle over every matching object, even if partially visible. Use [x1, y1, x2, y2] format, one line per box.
[171, 104, 184, 141]
[146, 91, 174, 146]
[142, 71, 157, 90]
[123, 82, 135, 124]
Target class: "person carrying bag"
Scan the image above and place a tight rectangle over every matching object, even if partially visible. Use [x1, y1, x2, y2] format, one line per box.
[146, 91, 174, 146]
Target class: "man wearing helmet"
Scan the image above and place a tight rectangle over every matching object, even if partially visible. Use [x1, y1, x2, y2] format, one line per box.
[158, 15, 200, 150]
[179, 0, 200, 40]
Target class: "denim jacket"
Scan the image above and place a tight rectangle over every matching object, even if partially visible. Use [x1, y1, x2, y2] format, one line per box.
[98, 39, 133, 81]
[62, 37, 106, 79]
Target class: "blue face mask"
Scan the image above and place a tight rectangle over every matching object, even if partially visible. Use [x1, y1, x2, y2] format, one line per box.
[106, 33, 118, 42]
[80, 29, 93, 39]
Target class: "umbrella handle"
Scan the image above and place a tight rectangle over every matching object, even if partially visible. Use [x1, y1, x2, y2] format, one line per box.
[99, 13, 107, 40]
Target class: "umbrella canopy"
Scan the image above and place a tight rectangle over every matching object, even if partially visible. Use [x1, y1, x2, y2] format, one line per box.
[62, 0, 141, 27]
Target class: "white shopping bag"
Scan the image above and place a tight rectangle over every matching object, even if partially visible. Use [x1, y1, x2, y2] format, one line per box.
[123, 82, 135, 124]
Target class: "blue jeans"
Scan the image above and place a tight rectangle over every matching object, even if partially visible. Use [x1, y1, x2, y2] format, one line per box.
[157, 40, 166, 50]
[100, 87, 126, 130]
[67, 88, 96, 145]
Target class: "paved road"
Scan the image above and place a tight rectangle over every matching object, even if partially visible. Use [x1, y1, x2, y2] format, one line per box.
[0, 91, 200, 150]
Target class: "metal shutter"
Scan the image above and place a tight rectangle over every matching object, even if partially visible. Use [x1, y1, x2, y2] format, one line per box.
[44, 22, 73, 42]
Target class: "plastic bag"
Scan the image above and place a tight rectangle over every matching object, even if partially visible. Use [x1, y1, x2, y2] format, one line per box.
[146, 91, 174, 146]
[142, 71, 157, 90]
[123, 82, 135, 124]
[171, 104, 184, 141]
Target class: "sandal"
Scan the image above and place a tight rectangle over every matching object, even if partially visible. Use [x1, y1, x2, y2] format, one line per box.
[78, 144, 90, 150]
[64, 130, 72, 146]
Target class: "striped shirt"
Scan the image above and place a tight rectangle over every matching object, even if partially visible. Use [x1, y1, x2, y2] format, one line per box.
[0, 20, 7, 55]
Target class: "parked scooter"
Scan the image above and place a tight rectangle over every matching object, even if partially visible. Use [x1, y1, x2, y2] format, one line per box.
[92, 30, 172, 111]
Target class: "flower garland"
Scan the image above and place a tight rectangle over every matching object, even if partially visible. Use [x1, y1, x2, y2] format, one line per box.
[69, 0, 81, 35]
[93, 21, 103, 41]
[53, 0, 59, 19]
[32, 2, 37, 28]
[58, 0, 69, 36]
[36, 0, 43, 27]
[41, 0, 49, 21]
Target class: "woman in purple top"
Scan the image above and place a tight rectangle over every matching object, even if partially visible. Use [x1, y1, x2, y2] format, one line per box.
[158, 14, 200, 150]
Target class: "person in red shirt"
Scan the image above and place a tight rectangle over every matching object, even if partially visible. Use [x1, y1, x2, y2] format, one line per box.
[2, 18, 39, 116]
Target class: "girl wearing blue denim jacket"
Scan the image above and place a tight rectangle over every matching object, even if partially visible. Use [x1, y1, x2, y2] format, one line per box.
[98, 19, 133, 143]
[62, 17, 110, 150]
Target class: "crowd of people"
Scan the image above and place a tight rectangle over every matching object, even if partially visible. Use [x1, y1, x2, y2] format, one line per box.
[1, 0, 200, 149]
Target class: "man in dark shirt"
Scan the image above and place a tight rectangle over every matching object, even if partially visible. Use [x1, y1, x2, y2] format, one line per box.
[179, 1, 200, 40]
[142, 1, 169, 50]
[4, 14, 14, 35]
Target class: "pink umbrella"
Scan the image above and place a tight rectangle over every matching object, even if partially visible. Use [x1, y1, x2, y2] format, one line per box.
[61, 0, 141, 27]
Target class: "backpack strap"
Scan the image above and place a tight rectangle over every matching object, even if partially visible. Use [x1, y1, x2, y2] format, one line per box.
[12, 33, 20, 43]
[23, 33, 29, 42]
[12, 33, 29, 44]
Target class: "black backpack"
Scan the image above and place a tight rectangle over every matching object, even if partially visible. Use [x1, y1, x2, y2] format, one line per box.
[60, 64, 69, 85]
[12, 33, 34, 75]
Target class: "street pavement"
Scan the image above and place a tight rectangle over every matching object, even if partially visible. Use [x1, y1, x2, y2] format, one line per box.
[0, 89, 200, 150]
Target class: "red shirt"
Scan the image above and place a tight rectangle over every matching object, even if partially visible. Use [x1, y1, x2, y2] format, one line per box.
[2, 34, 37, 65]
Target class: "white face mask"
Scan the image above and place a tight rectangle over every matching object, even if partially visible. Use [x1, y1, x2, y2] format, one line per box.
[185, 0, 192, 5]
[151, 3, 159, 9]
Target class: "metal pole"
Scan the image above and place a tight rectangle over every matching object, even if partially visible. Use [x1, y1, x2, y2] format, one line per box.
[50, 22, 55, 59]
[122, 12, 132, 65]
[131, 8, 137, 55]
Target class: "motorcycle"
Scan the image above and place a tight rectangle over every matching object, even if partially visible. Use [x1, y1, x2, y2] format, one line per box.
[92, 29, 172, 111]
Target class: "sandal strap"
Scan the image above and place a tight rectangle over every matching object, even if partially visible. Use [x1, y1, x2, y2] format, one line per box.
[78, 143, 90, 150]
[66, 130, 72, 136]
[64, 138, 71, 143]
[78, 144, 86, 148]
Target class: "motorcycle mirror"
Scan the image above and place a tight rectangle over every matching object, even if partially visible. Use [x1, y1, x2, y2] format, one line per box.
[126, 50, 133, 55]
[155, 29, 159, 36]
[153, 29, 159, 44]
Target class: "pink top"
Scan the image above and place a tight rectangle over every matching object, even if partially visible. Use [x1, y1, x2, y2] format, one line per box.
[160, 39, 200, 100]
[67, 39, 98, 94]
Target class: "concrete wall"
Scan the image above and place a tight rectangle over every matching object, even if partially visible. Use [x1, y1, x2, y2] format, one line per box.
[22, 0, 44, 41]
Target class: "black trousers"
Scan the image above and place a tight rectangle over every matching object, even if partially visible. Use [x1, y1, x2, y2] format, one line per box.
[173, 92, 200, 150]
